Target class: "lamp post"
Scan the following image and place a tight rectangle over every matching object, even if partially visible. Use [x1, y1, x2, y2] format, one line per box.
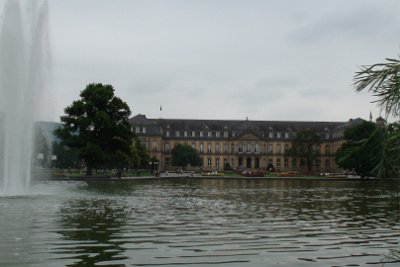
[149, 159, 159, 176]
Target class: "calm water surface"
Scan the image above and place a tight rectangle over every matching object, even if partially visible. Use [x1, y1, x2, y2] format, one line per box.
[0, 178, 399, 267]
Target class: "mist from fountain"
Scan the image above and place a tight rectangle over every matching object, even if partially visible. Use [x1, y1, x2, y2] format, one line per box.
[0, 0, 51, 195]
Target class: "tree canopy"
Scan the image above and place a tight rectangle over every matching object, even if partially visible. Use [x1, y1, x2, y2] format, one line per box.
[286, 130, 321, 172]
[354, 56, 400, 178]
[355, 57, 400, 118]
[55, 83, 133, 175]
[171, 144, 202, 168]
[335, 121, 383, 178]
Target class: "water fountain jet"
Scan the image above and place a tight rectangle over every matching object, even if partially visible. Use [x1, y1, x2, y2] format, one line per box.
[0, 0, 51, 195]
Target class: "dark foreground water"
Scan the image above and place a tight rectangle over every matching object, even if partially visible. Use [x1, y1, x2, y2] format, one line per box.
[0, 178, 400, 267]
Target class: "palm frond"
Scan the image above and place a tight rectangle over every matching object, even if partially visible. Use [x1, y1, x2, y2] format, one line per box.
[354, 57, 400, 117]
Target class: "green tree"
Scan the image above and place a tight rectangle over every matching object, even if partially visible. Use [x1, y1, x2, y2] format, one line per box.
[130, 136, 149, 169]
[335, 121, 383, 178]
[171, 144, 202, 168]
[55, 83, 133, 176]
[354, 56, 400, 178]
[286, 130, 321, 172]
[52, 141, 80, 168]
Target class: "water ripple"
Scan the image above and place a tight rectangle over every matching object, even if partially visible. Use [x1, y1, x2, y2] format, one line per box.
[1, 179, 400, 266]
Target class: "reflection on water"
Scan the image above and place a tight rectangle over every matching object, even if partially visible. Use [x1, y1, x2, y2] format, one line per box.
[57, 198, 130, 266]
[0, 178, 399, 267]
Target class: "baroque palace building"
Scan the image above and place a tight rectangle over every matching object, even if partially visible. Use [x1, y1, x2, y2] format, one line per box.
[129, 114, 364, 173]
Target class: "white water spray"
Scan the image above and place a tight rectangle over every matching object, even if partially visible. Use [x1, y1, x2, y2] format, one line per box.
[0, 0, 51, 195]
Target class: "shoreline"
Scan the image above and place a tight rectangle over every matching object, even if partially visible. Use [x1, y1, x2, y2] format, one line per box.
[49, 174, 378, 182]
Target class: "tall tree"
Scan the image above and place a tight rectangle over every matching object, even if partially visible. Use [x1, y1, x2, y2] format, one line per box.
[286, 130, 321, 172]
[171, 144, 202, 168]
[55, 83, 133, 176]
[354, 56, 400, 178]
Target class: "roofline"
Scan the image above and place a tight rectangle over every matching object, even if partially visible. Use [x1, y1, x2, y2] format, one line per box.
[131, 115, 348, 125]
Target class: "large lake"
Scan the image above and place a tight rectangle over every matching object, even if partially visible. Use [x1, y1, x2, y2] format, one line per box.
[1, 178, 399, 267]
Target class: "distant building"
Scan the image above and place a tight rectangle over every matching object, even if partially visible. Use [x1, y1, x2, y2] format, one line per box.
[129, 114, 364, 172]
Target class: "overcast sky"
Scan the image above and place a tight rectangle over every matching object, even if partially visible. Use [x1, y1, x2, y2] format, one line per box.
[3, 0, 400, 122]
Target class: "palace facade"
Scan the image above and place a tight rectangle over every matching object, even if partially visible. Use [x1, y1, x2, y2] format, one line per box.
[129, 114, 364, 173]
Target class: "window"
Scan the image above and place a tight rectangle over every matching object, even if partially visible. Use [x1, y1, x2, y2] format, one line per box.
[142, 127, 146, 134]
[208, 131, 212, 137]
[164, 143, 170, 152]
[200, 143, 204, 153]
[276, 158, 281, 168]
[316, 145, 321, 153]
[208, 143, 212, 153]
[200, 131, 204, 137]
[325, 133, 330, 140]
[255, 143, 260, 153]
[232, 132, 236, 137]
[285, 132, 289, 139]
[224, 158, 228, 166]
[192, 143, 196, 149]
[277, 132, 282, 138]
[135, 126, 140, 134]
[277, 144, 281, 154]
[238, 143, 244, 153]
[176, 131, 180, 137]
[216, 157, 220, 166]
[269, 132, 274, 138]
[247, 143, 252, 153]
[284, 158, 289, 168]
[165, 157, 170, 166]
[216, 132, 220, 138]
[152, 141, 157, 151]
[268, 144, 273, 153]
[224, 131, 229, 138]
[192, 131, 196, 137]
[184, 131, 188, 137]
[207, 157, 212, 166]
[224, 143, 229, 153]
[255, 157, 260, 168]
[166, 131, 170, 137]
[216, 144, 220, 153]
